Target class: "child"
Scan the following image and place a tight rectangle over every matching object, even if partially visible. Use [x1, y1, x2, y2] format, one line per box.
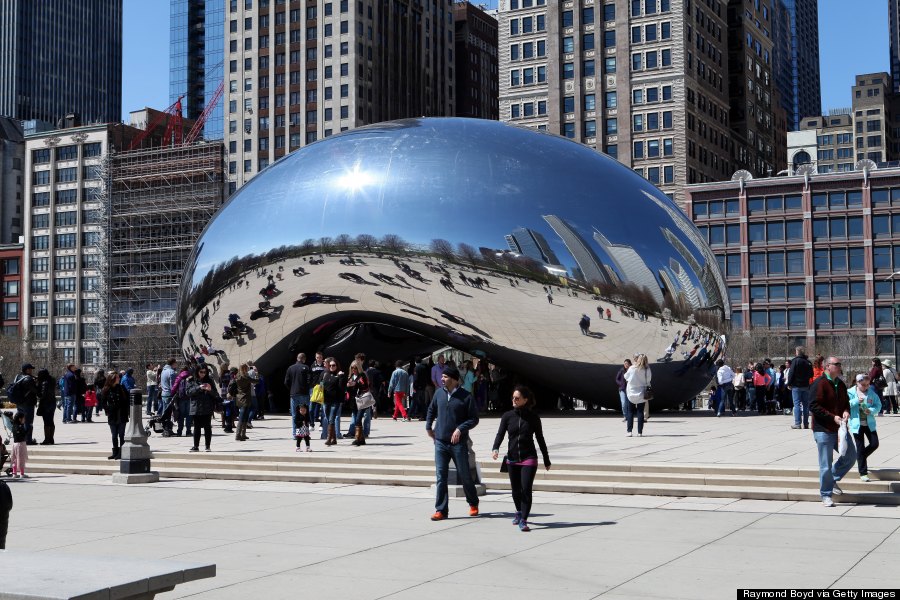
[294, 404, 312, 452]
[10, 412, 28, 478]
[83, 385, 97, 423]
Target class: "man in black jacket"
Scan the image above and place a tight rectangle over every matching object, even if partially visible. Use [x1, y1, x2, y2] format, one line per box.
[787, 346, 814, 430]
[410, 357, 431, 421]
[284, 353, 310, 436]
[809, 356, 855, 507]
[13, 364, 39, 445]
[426, 366, 479, 521]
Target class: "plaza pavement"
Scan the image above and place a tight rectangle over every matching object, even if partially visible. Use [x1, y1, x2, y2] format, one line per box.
[19, 408, 900, 469]
[5, 412, 900, 597]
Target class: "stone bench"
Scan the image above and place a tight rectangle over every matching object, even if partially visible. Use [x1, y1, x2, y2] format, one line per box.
[0, 551, 215, 600]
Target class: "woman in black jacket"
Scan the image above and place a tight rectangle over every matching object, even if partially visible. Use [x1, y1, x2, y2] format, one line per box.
[187, 365, 219, 452]
[101, 372, 129, 460]
[491, 386, 551, 532]
[321, 357, 347, 446]
[36, 369, 57, 445]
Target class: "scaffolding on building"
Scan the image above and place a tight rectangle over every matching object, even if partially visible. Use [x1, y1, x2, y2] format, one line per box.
[103, 141, 225, 364]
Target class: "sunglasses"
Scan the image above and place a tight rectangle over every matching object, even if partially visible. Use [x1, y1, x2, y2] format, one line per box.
[828, 362, 842, 366]
[329, 364, 337, 368]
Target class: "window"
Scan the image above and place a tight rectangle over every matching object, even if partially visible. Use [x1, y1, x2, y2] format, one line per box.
[605, 57, 616, 73]
[604, 4, 615, 20]
[56, 145, 77, 160]
[606, 118, 618, 134]
[582, 60, 594, 77]
[603, 92, 615, 109]
[583, 33, 595, 51]
[633, 141, 644, 158]
[54, 299, 76, 316]
[563, 63, 574, 79]
[584, 120, 596, 138]
[54, 276, 76, 292]
[632, 53, 642, 71]
[584, 94, 596, 111]
[32, 149, 50, 164]
[53, 324, 75, 341]
[562, 10, 573, 27]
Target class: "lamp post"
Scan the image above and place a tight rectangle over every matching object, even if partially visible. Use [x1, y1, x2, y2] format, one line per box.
[112, 388, 159, 484]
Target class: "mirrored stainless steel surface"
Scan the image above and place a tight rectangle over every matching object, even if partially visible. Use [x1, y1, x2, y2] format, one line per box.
[178, 118, 729, 409]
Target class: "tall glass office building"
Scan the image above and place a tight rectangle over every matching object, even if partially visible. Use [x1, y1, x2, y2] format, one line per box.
[0, 0, 122, 125]
[169, 0, 224, 140]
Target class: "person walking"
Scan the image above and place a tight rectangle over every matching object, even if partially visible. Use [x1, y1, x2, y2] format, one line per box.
[714, 359, 735, 416]
[186, 365, 219, 452]
[146, 363, 159, 416]
[309, 352, 327, 430]
[172, 363, 192, 437]
[387, 360, 411, 421]
[61, 364, 77, 424]
[284, 353, 311, 436]
[733, 365, 746, 411]
[321, 357, 347, 446]
[12, 364, 38, 445]
[101, 372, 129, 460]
[882, 359, 898, 415]
[624, 354, 652, 437]
[787, 346, 814, 429]
[491, 386, 551, 532]
[232, 363, 257, 442]
[8, 413, 28, 478]
[615, 359, 632, 421]
[158, 359, 177, 417]
[346, 363, 370, 446]
[810, 357, 856, 506]
[93, 370, 106, 417]
[35, 369, 57, 445]
[426, 365, 480, 521]
[848, 374, 881, 482]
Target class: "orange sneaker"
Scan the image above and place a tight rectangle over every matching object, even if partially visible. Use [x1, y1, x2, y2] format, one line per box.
[430, 512, 447, 521]
[469, 506, 479, 517]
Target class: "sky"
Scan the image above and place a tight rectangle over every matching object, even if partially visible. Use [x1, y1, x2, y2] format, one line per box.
[121, 0, 888, 122]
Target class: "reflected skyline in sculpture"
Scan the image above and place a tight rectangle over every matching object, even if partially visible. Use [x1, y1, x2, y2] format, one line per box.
[178, 118, 729, 409]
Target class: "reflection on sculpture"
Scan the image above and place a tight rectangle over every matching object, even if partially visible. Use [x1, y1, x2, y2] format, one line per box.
[177, 118, 729, 409]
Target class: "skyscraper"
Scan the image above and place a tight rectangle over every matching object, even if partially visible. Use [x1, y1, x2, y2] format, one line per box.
[0, 0, 122, 125]
[454, 2, 500, 120]
[223, 0, 455, 191]
[169, 0, 225, 140]
[505, 227, 561, 266]
[542, 215, 611, 285]
[891, 1, 900, 93]
[592, 230, 663, 305]
[773, 0, 820, 130]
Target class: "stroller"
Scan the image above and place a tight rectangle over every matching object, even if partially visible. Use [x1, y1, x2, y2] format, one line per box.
[1, 411, 14, 477]
[147, 400, 175, 437]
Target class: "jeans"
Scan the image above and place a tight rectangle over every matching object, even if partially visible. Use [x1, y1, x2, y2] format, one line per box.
[791, 387, 810, 427]
[17, 405, 35, 442]
[619, 390, 628, 415]
[625, 400, 644, 434]
[238, 405, 251, 424]
[290, 394, 310, 434]
[392, 392, 408, 419]
[177, 398, 193, 435]
[347, 406, 372, 436]
[853, 425, 880, 476]
[63, 395, 76, 422]
[146, 385, 158, 415]
[158, 393, 171, 417]
[322, 402, 342, 438]
[308, 401, 322, 426]
[249, 394, 258, 422]
[813, 429, 857, 497]
[433, 438, 479, 515]
[722, 383, 735, 413]
[108, 421, 126, 448]
[747, 386, 756, 411]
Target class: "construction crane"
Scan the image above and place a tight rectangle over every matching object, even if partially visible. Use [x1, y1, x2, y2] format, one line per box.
[128, 96, 184, 150]
[184, 80, 224, 145]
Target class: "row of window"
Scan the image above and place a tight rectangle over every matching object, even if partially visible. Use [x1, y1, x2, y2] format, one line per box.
[741, 306, 895, 330]
[27, 323, 101, 342]
[30, 276, 100, 294]
[32, 188, 101, 207]
[633, 110, 674, 131]
[32, 144, 102, 164]
[631, 48, 673, 70]
[631, 22, 672, 43]
[31, 254, 100, 273]
[633, 85, 673, 105]
[632, 165, 675, 185]
[32, 166, 101, 186]
[31, 232, 101, 250]
[817, 133, 853, 146]
[31, 211, 95, 229]
[509, 100, 547, 119]
[508, 12, 547, 36]
[633, 138, 674, 159]
[31, 299, 101, 317]
[509, 65, 547, 86]
[508, 39, 546, 61]
[2, 302, 17, 321]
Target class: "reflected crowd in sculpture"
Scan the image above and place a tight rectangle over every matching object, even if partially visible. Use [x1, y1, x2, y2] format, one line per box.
[177, 118, 730, 410]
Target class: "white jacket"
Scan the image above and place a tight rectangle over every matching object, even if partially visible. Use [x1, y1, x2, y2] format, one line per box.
[624, 365, 652, 405]
[884, 367, 897, 397]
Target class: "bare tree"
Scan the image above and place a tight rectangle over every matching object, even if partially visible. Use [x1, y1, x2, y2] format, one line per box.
[356, 233, 377, 253]
[301, 238, 317, 253]
[335, 233, 353, 251]
[319, 236, 333, 253]
[381, 233, 406, 254]
[430, 238, 455, 262]
[457, 242, 480, 268]
[115, 324, 176, 389]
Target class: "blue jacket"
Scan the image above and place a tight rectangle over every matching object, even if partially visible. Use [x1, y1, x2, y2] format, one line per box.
[121, 372, 135, 391]
[848, 386, 881, 433]
[62, 370, 76, 395]
[426, 385, 479, 443]
[387, 368, 410, 396]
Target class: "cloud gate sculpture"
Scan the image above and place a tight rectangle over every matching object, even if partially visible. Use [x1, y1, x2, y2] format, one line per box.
[178, 118, 729, 410]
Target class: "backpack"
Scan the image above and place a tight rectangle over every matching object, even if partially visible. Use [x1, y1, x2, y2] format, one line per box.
[6, 376, 23, 404]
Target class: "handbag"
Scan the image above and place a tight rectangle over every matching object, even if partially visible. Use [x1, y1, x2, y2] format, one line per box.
[500, 456, 509, 473]
[356, 390, 375, 410]
[643, 386, 654, 401]
[838, 421, 850, 457]
[310, 383, 324, 404]
[294, 425, 310, 438]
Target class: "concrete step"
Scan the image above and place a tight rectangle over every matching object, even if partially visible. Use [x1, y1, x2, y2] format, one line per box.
[22, 448, 900, 505]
